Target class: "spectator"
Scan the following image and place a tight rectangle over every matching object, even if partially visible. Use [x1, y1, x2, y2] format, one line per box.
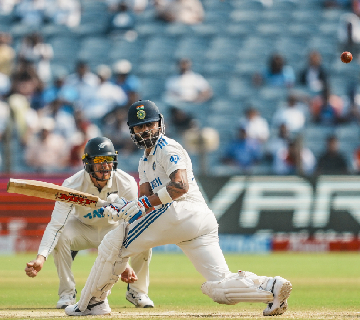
[338, 12, 360, 60]
[39, 98, 76, 141]
[323, 0, 351, 8]
[163, 58, 212, 106]
[0, 0, 17, 14]
[316, 135, 348, 175]
[253, 53, 295, 88]
[69, 110, 102, 169]
[43, 70, 78, 114]
[168, 106, 198, 136]
[221, 125, 262, 172]
[8, 59, 41, 143]
[0, 33, 15, 76]
[273, 138, 316, 176]
[112, 59, 140, 105]
[13, 0, 46, 27]
[0, 98, 10, 141]
[265, 123, 290, 161]
[299, 50, 327, 93]
[18, 33, 54, 83]
[65, 60, 99, 112]
[272, 93, 307, 134]
[25, 117, 69, 172]
[101, 106, 137, 154]
[239, 106, 269, 144]
[310, 85, 344, 125]
[0, 70, 11, 98]
[83, 64, 128, 122]
[353, 0, 360, 17]
[353, 142, 360, 173]
[44, 0, 81, 28]
[10, 58, 41, 99]
[108, 1, 136, 37]
[106, 0, 149, 13]
[155, 0, 204, 24]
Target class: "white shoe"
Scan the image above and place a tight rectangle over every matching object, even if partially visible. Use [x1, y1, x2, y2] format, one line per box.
[56, 293, 76, 309]
[64, 298, 111, 316]
[263, 276, 292, 316]
[126, 288, 154, 308]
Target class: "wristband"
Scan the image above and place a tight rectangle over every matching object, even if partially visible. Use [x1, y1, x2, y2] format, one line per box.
[138, 195, 152, 210]
[157, 187, 173, 204]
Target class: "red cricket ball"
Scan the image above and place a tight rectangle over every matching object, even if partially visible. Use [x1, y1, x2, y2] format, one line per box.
[341, 51, 353, 63]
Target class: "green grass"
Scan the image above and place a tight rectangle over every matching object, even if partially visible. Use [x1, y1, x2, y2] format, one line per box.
[0, 253, 359, 319]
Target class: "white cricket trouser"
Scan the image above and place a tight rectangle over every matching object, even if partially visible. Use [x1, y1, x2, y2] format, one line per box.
[53, 216, 150, 297]
[121, 201, 232, 281]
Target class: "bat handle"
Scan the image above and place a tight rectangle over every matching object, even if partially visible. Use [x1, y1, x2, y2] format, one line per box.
[96, 199, 110, 208]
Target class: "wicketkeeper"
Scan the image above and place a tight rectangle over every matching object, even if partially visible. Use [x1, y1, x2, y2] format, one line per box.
[25, 137, 154, 309]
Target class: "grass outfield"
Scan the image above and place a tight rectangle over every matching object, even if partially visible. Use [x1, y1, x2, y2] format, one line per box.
[0, 253, 359, 319]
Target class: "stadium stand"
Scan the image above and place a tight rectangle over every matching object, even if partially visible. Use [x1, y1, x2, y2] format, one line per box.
[0, 0, 359, 176]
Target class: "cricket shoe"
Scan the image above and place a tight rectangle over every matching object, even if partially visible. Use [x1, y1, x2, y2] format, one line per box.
[64, 298, 111, 316]
[56, 292, 76, 309]
[263, 276, 292, 316]
[126, 287, 154, 308]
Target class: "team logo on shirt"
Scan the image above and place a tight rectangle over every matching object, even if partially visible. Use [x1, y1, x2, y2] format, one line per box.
[152, 161, 156, 170]
[136, 105, 146, 119]
[170, 155, 180, 164]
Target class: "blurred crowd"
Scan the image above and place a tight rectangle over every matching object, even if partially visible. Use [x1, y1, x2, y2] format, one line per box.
[1, 0, 360, 176]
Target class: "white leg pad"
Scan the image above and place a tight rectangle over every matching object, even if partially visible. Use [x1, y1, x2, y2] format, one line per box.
[78, 222, 128, 312]
[201, 271, 274, 305]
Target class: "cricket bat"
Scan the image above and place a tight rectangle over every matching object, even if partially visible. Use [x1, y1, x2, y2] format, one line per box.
[7, 178, 108, 208]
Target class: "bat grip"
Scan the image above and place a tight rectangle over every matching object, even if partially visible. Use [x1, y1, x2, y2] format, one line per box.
[96, 199, 110, 208]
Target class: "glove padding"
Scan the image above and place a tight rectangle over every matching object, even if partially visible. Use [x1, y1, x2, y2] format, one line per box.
[100, 194, 128, 222]
[101, 196, 151, 223]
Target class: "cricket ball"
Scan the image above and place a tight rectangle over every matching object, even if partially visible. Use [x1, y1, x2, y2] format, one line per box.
[341, 51, 352, 63]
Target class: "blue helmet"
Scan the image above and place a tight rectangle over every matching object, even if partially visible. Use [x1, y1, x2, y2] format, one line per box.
[127, 100, 165, 148]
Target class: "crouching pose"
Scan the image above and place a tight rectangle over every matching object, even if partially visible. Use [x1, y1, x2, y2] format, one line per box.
[25, 137, 153, 309]
[65, 101, 292, 317]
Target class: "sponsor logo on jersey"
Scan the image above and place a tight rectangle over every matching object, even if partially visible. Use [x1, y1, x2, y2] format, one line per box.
[150, 177, 162, 189]
[83, 209, 103, 220]
[170, 155, 180, 164]
[152, 161, 156, 170]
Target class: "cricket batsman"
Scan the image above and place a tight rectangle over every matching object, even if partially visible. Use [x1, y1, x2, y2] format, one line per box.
[65, 100, 292, 316]
[25, 137, 154, 309]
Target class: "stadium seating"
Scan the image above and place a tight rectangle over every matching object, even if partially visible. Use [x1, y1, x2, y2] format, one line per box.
[1, 0, 358, 175]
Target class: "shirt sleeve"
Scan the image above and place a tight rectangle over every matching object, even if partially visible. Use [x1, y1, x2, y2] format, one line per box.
[161, 144, 187, 177]
[120, 176, 139, 202]
[37, 200, 73, 258]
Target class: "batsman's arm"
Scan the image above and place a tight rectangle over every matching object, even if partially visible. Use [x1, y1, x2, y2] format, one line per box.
[145, 168, 189, 207]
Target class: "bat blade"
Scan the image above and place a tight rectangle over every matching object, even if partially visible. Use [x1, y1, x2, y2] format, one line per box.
[7, 178, 107, 208]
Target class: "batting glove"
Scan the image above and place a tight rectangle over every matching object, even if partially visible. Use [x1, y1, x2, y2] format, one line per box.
[99, 195, 128, 222]
[119, 196, 152, 223]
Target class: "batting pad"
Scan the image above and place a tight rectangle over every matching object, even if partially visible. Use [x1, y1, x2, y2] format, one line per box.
[78, 222, 128, 311]
[201, 271, 273, 305]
